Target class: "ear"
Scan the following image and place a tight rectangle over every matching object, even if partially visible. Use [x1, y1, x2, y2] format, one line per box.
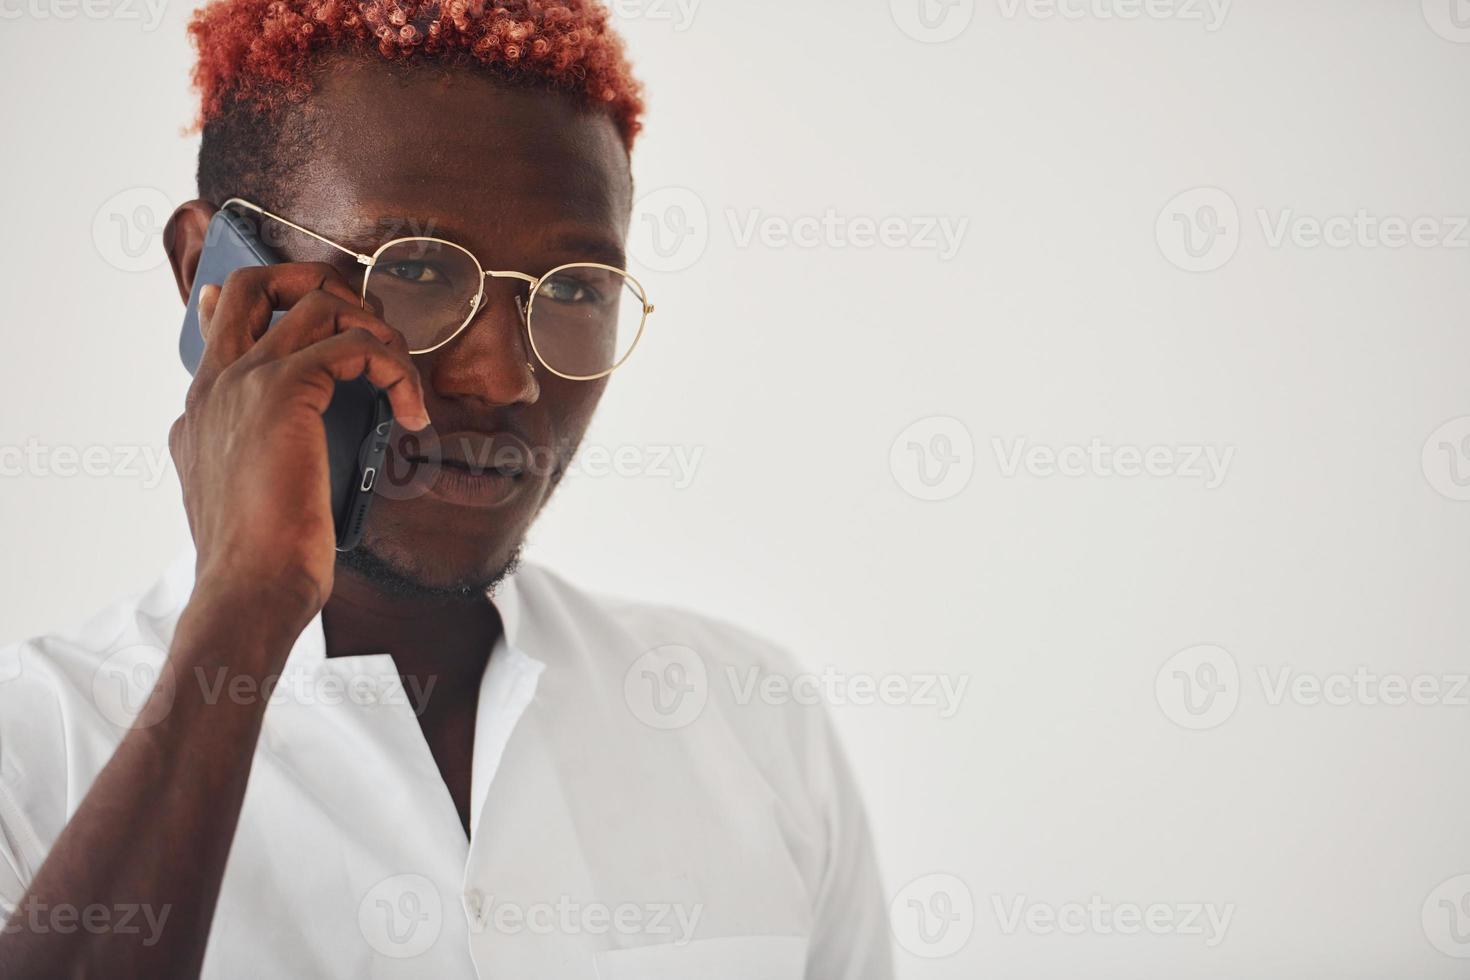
[163, 199, 217, 304]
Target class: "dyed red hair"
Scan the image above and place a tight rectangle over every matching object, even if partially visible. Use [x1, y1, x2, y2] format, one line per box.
[189, 0, 644, 148]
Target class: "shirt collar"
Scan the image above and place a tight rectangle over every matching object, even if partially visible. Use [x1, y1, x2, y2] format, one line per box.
[488, 565, 524, 653]
[166, 547, 539, 676]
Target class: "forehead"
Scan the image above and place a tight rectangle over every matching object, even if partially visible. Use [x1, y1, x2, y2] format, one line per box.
[285, 60, 632, 263]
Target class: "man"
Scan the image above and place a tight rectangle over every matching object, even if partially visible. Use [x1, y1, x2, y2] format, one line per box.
[0, 0, 891, 976]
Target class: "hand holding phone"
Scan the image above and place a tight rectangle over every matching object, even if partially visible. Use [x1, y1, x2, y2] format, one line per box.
[171, 257, 428, 620]
[180, 205, 407, 553]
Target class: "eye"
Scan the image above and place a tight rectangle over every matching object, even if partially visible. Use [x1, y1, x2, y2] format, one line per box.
[381, 260, 448, 284]
[536, 273, 601, 304]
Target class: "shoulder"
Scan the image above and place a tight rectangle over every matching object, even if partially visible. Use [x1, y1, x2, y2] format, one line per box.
[0, 556, 190, 861]
[0, 553, 189, 717]
[509, 561, 843, 791]
[510, 561, 805, 676]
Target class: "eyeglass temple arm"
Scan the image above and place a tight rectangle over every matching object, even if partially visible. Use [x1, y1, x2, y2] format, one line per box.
[222, 198, 376, 267]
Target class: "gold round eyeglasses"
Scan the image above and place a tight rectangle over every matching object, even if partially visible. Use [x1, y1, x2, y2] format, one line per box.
[222, 198, 654, 381]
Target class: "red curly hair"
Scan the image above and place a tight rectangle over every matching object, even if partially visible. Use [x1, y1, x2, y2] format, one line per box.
[189, 0, 644, 149]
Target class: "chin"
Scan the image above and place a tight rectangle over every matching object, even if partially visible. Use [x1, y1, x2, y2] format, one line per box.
[347, 494, 533, 596]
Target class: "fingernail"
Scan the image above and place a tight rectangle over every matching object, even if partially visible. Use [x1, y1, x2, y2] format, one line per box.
[196, 285, 220, 339]
[403, 413, 431, 432]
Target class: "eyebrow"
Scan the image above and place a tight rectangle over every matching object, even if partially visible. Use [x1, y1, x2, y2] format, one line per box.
[335, 217, 628, 272]
[539, 233, 628, 270]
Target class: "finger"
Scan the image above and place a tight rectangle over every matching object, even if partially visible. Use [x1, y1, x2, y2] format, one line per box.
[196, 263, 361, 383]
[247, 289, 408, 363]
[167, 414, 187, 469]
[275, 329, 430, 431]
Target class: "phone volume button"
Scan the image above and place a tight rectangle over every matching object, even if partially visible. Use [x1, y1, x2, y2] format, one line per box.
[360, 467, 377, 492]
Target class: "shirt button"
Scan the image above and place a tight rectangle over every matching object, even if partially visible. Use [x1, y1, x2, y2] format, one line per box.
[463, 888, 485, 919]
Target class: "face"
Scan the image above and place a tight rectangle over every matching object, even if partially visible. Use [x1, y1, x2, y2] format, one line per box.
[192, 62, 633, 593]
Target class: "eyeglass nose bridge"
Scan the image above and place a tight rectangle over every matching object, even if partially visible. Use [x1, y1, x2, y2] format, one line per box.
[467, 268, 538, 325]
[460, 273, 539, 378]
[484, 269, 539, 284]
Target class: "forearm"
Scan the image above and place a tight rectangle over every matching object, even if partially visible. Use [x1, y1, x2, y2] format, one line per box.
[0, 584, 313, 979]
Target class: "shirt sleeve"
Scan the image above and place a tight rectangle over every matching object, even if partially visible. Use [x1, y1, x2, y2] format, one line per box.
[0, 638, 77, 918]
[803, 708, 893, 980]
[0, 777, 40, 911]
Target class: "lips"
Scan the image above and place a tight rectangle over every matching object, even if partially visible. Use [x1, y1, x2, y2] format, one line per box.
[432, 430, 532, 478]
[385, 428, 536, 509]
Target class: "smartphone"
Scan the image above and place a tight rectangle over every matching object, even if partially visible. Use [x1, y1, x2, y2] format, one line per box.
[179, 205, 393, 552]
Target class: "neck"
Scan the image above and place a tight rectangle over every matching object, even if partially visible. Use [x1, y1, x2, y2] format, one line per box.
[320, 564, 505, 704]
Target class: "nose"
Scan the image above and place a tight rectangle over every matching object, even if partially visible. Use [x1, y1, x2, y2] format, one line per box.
[422, 279, 541, 408]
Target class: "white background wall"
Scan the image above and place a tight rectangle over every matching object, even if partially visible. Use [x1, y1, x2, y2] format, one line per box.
[4, 1, 1470, 976]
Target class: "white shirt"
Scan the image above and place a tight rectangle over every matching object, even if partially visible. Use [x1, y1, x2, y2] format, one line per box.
[0, 552, 891, 979]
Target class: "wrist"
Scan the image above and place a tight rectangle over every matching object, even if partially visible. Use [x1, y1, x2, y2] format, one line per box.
[178, 573, 321, 670]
